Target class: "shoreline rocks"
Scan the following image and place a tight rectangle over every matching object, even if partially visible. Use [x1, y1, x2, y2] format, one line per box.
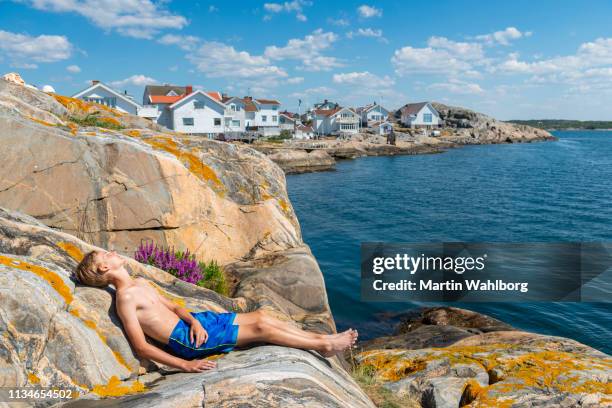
[351, 307, 611, 408]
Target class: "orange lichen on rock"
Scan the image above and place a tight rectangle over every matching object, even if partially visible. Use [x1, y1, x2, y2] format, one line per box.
[28, 373, 41, 384]
[277, 199, 290, 212]
[56, 241, 84, 262]
[126, 129, 141, 138]
[142, 136, 225, 193]
[91, 375, 146, 397]
[358, 351, 427, 382]
[26, 115, 56, 127]
[461, 379, 514, 408]
[98, 117, 121, 127]
[0, 254, 73, 304]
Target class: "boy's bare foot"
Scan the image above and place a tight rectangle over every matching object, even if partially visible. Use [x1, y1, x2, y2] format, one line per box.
[321, 329, 358, 357]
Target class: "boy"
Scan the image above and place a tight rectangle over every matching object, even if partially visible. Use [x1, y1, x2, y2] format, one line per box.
[75, 249, 358, 372]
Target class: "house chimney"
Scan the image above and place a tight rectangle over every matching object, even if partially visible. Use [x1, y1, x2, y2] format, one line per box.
[222, 93, 228, 99]
[92, 80, 100, 85]
[244, 96, 252, 101]
[186, 85, 193, 94]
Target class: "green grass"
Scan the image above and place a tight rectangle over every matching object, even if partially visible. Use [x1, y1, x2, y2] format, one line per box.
[197, 260, 229, 296]
[351, 362, 420, 408]
[69, 113, 125, 130]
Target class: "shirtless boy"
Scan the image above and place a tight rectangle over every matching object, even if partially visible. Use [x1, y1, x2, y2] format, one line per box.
[75, 249, 358, 373]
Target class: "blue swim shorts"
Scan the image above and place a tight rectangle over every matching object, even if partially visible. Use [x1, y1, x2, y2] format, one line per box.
[167, 311, 239, 359]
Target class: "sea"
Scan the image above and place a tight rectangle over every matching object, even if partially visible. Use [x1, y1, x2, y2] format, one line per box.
[286, 131, 612, 354]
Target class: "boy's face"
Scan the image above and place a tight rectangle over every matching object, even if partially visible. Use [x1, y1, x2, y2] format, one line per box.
[96, 250, 126, 273]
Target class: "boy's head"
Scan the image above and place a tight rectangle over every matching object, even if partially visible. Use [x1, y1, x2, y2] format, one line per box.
[75, 249, 126, 287]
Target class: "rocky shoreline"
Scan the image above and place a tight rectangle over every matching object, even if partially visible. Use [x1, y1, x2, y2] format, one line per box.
[254, 103, 556, 174]
[0, 79, 608, 408]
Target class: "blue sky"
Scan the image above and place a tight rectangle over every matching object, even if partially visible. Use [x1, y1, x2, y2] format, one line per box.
[1, 0, 611, 120]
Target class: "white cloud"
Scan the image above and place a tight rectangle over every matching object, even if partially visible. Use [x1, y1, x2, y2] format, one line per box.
[12, 62, 38, 69]
[188, 41, 288, 91]
[392, 36, 488, 77]
[328, 17, 349, 27]
[476, 27, 532, 46]
[263, 0, 311, 22]
[357, 5, 382, 18]
[333, 71, 394, 88]
[0, 30, 72, 65]
[66, 64, 81, 73]
[347, 28, 387, 43]
[110, 74, 157, 88]
[286, 76, 304, 84]
[429, 78, 484, 94]
[289, 86, 335, 98]
[264, 29, 342, 71]
[18, 0, 188, 39]
[158, 34, 200, 51]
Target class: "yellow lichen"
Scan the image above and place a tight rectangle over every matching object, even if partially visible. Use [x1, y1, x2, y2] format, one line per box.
[56, 241, 84, 262]
[26, 115, 56, 127]
[358, 351, 427, 382]
[126, 129, 141, 137]
[142, 136, 224, 193]
[0, 254, 73, 304]
[277, 199, 290, 213]
[28, 373, 41, 384]
[91, 375, 146, 397]
[67, 122, 78, 136]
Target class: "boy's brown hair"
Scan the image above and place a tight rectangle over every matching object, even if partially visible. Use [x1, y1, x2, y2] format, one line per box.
[75, 250, 109, 287]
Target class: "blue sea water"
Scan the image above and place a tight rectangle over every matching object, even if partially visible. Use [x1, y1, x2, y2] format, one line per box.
[286, 131, 612, 354]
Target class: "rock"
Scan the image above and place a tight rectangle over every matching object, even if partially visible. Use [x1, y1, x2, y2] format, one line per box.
[354, 307, 611, 408]
[0, 83, 375, 406]
[0, 80, 302, 265]
[0, 207, 374, 406]
[265, 149, 336, 174]
[432, 102, 556, 144]
[2, 72, 25, 86]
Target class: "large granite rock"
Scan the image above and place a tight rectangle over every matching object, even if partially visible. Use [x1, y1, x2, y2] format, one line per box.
[0, 78, 301, 265]
[0, 77, 374, 407]
[265, 149, 336, 174]
[431, 102, 556, 144]
[0, 206, 373, 407]
[353, 307, 611, 408]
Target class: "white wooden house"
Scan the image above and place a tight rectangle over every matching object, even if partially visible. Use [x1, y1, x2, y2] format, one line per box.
[313, 107, 360, 136]
[400, 102, 442, 129]
[358, 103, 390, 126]
[73, 81, 142, 115]
[294, 124, 314, 139]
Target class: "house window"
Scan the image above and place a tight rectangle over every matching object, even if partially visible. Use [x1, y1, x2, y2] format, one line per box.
[83, 96, 117, 108]
[262, 115, 267, 122]
[272, 115, 278, 122]
[183, 117, 194, 126]
[214, 118, 221, 126]
[230, 104, 236, 111]
[424, 113, 432, 123]
[225, 118, 231, 126]
[232, 120, 240, 127]
[194, 101, 205, 109]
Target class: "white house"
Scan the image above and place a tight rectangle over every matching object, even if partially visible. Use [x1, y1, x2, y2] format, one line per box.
[358, 103, 390, 126]
[243, 97, 281, 137]
[279, 112, 297, 131]
[294, 124, 314, 139]
[167, 90, 245, 138]
[313, 107, 360, 136]
[377, 121, 393, 135]
[73, 80, 143, 116]
[400, 102, 442, 129]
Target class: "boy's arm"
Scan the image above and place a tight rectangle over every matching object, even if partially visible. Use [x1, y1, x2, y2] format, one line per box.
[116, 293, 215, 372]
[157, 292, 209, 347]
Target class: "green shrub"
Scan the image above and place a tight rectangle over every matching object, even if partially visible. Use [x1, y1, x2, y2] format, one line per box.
[197, 260, 229, 296]
[69, 113, 125, 130]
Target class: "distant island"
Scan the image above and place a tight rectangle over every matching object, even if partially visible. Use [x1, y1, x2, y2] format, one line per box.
[508, 119, 612, 130]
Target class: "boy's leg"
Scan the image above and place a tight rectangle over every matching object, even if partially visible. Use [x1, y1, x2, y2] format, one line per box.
[234, 315, 357, 357]
[234, 310, 328, 340]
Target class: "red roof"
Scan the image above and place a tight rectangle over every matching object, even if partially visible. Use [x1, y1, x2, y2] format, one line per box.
[206, 91, 222, 101]
[150, 95, 185, 104]
[255, 98, 280, 105]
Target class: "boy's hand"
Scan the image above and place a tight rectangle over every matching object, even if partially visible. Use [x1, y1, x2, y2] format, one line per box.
[182, 359, 216, 372]
[190, 320, 208, 347]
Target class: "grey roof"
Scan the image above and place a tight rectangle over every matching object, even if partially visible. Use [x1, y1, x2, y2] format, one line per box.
[400, 102, 430, 116]
[144, 85, 187, 96]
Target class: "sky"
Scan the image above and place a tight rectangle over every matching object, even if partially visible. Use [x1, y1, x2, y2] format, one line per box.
[1, 0, 612, 120]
